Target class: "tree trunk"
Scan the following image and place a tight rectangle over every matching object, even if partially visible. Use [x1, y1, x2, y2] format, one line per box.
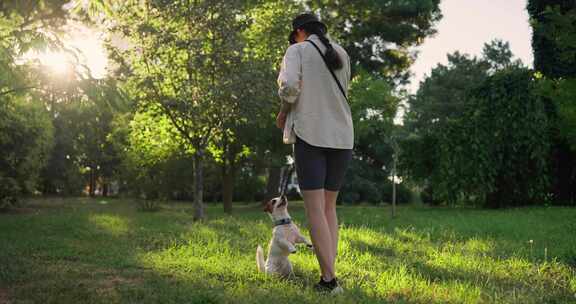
[102, 178, 109, 197]
[265, 165, 282, 202]
[89, 167, 96, 197]
[551, 142, 576, 205]
[193, 150, 205, 220]
[391, 154, 397, 218]
[222, 161, 236, 214]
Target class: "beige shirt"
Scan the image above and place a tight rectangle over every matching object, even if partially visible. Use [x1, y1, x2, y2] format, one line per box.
[277, 34, 354, 149]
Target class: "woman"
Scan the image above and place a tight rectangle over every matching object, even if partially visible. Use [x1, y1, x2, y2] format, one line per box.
[276, 13, 353, 294]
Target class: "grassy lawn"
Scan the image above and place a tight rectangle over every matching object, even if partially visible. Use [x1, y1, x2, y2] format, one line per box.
[0, 198, 575, 304]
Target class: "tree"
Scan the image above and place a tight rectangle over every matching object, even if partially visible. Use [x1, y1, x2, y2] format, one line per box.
[0, 96, 53, 208]
[439, 68, 550, 208]
[114, 108, 192, 200]
[527, 0, 576, 78]
[0, 0, 109, 97]
[210, 0, 302, 213]
[401, 41, 528, 206]
[349, 70, 400, 171]
[108, 0, 266, 219]
[305, 0, 442, 84]
[1, 0, 117, 202]
[331, 70, 403, 206]
[35, 74, 125, 197]
[240, 1, 303, 205]
[0, 1, 67, 98]
[529, 2, 576, 205]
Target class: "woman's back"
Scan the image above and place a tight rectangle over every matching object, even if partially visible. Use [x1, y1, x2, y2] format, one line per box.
[278, 34, 354, 149]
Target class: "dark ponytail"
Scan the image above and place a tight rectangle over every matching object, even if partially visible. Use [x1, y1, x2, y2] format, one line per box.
[301, 23, 343, 70]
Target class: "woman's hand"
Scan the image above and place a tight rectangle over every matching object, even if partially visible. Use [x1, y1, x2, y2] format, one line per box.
[276, 111, 287, 129]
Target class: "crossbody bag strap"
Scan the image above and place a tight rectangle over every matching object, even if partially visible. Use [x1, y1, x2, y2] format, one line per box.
[305, 39, 349, 103]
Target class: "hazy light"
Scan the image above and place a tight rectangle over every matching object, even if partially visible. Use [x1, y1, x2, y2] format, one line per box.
[21, 23, 108, 79]
[35, 50, 73, 75]
[66, 25, 108, 79]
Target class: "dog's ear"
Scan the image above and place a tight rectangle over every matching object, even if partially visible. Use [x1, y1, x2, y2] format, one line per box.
[262, 200, 273, 213]
[277, 196, 288, 208]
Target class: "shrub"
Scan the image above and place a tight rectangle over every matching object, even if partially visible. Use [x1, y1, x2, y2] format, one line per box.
[338, 158, 412, 204]
[0, 176, 21, 211]
[233, 166, 267, 203]
[137, 200, 161, 212]
[421, 185, 443, 206]
[380, 182, 412, 205]
[0, 97, 53, 204]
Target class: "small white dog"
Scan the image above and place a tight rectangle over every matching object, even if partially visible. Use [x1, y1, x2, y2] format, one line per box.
[256, 196, 312, 277]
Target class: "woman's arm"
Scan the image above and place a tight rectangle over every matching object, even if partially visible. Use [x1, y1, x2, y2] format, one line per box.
[277, 45, 302, 105]
[276, 102, 289, 129]
[279, 100, 291, 113]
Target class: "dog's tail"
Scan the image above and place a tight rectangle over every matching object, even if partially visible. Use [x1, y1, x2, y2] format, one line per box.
[256, 245, 266, 273]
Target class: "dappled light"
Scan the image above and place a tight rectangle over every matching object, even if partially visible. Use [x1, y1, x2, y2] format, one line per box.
[89, 214, 130, 236]
[2, 199, 574, 303]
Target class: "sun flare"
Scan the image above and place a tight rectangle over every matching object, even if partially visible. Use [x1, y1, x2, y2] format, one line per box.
[36, 51, 72, 75]
[23, 23, 108, 79]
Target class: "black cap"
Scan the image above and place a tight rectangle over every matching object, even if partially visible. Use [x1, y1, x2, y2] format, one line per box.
[289, 13, 327, 44]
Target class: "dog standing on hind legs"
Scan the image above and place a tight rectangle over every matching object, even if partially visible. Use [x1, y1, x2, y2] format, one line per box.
[256, 196, 312, 277]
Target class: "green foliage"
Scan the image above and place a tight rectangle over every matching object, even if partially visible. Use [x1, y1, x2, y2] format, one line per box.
[339, 158, 384, 204]
[401, 51, 490, 189]
[108, 0, 254, 150]
[405, 42, 520, 134]
[381, 181, 412, 205]
[420, 184, 442, 206]
[538, 78, 576, 152]
[1, 0, 126, 199]
[40, 103, 87, 195]
[437, 68, 550, 207]
[232, 166, 267, 203]
[115, 109, 186, 200]
[107, 0, 293, 216]
[336, 71, 410, 206]
[348, 70, 399, 175]
[305, 0, 442, 84]
[402, 42, 539, 207]
[527, 0, 576, 78]
[0, 0, 74, 99]
[137, 200, 161, 212]
[0, 176, 20, 210]
[37, 83, 125, 196]
[482, 40, 522, 72]
[529, 2, 576, 204]
[339, 158, 411, 205]
[0, 97, 54, 205]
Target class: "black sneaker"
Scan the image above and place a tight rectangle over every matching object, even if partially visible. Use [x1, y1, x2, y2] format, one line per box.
[314, 277, 344, 294]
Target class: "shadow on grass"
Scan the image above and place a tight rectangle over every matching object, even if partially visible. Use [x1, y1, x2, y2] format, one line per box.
[0, 198, 574, 303]
[0, 199, 382, 303]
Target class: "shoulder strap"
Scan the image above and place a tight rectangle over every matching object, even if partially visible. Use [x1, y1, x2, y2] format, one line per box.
[305, 40, 349, 103]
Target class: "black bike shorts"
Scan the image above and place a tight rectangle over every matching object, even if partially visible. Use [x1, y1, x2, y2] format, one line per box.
[293, 135, 353, 191]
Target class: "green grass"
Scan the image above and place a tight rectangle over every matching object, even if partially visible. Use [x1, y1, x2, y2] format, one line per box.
[0, 198, 575, 303]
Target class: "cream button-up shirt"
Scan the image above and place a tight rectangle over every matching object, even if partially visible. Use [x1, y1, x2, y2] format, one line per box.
[277, 34, 354, 149]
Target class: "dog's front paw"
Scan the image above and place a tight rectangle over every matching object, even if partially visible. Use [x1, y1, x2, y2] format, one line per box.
[290, 248, 297, 254]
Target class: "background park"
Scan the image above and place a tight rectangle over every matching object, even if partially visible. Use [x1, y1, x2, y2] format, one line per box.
[1, 0, 576, 303]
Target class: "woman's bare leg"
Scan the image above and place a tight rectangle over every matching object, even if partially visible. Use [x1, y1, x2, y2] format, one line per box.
[324, 190, 339, 273]
[302, 189, 335, 281]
